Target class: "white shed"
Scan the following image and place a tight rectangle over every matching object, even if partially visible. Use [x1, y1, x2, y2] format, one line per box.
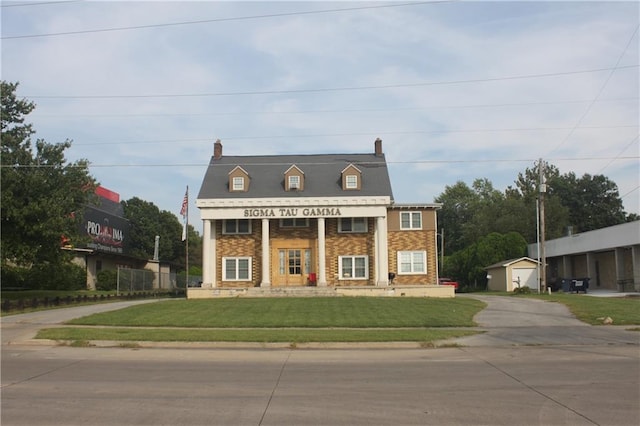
[485, 257, 540, 292]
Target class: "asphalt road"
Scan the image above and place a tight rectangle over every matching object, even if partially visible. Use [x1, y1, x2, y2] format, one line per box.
[2, 296, 639, 426]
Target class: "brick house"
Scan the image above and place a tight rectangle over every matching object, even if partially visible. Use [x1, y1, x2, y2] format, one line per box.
[192, 138, 449, 297]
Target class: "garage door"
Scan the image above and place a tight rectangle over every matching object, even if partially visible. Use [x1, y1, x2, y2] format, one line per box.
[512, 268, 537, 291]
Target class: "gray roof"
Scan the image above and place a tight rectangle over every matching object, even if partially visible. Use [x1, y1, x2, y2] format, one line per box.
[197, 153, 394, 200]
[485, 257, 540, 270]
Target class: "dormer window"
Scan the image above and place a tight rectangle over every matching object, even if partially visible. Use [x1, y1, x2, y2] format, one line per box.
[288, 175, 300, 190]
[284, 165, 304, 191]
[232, 177, 245, 191]
[341, 164, 362, 190]
[229, 166, 249, 192]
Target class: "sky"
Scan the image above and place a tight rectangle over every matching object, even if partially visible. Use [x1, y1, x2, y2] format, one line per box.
[2, 0, 638, 234]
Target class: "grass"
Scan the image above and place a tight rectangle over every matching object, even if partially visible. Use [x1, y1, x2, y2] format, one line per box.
[35, 297, 485, 344]
[521, 293, 640, 325]
[66, 297, 484, 328]
[37, 327, 479, 343]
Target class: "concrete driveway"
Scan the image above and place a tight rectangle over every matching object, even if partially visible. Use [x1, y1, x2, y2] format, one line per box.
[447, 295, 639, 347]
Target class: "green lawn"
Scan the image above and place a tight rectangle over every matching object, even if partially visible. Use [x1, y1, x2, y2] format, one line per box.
[37, 327, 479, 343]
[32, 294, 640, 344]
[36, 297, 485, 344]
[66, 297, 484, 328]
[525, 294, 640, 325]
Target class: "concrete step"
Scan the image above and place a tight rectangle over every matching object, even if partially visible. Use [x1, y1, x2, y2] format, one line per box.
[246, 287, 339, 297]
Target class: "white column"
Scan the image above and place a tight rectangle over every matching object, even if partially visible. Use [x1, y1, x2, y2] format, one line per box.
[376, 216, 389, 286]
[202, 219, 217, 287]
[317, 217, 327, 286]
[261, 218, 271, 287]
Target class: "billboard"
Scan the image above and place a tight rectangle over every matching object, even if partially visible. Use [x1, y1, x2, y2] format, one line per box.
[82, 205, 129, 255]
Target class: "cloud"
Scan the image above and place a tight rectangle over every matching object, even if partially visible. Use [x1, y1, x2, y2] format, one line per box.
[2, 1, 638, 231]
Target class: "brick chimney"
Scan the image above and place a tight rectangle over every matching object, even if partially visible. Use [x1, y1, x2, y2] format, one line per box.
[214, 139, 223, 160]
[374, 138, 383, 157]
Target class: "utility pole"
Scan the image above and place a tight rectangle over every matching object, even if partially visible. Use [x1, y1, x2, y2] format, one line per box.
[538, 159, 547, 293]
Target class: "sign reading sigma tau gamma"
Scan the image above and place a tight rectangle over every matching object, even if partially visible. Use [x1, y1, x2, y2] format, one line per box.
[198, 203, 389, 220]
[244, 207, 343, 218]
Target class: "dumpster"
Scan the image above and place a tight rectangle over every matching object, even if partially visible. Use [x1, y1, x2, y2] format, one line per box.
[570, 278, 590, 294]
[561, 278, 572, 293]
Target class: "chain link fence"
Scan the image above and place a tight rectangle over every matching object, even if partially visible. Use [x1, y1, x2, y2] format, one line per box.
[117, 267, 177, 294]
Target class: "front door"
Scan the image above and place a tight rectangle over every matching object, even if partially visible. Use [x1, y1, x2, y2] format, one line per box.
[276, 248, 312, 286]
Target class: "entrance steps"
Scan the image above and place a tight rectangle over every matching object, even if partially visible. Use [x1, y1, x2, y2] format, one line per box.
[246, 286, 339, 298]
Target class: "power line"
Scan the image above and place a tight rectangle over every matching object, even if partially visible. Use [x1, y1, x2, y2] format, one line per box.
[4, 156, 638, 169]
[1, 0, 82, 7]
[22, 65, 640, 99]
[597, 134, 640, 174]
[29, 97, 640, 118]
[547, 24, 640, 156]
[2, 1, 450, 40]
[69, 125, 638, 146]
[620, 185, 640, 200]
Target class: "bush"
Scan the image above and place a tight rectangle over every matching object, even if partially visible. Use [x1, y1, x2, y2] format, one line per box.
[513, 286, 532, 294]
[1, 264, 29, 290]
[22, 262, 87, 290]
[96, 269, 118, 291]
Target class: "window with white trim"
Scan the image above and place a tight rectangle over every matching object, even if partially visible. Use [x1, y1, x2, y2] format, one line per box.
[338, 217, 367, 233]
[279, 218, 309, 228]
[397, 251, 427, 274]
[232, 176, 245, 191]
[288, 175, 300, 190]
[345, 174, 358, 189]
[223, 219, 251, 234]
[400, 212, 422, 229]
[339, 256, 368, 279]
[223, 257, 252, 281]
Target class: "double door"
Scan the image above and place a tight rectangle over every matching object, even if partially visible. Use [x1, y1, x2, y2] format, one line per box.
[272, 241, 314, 286]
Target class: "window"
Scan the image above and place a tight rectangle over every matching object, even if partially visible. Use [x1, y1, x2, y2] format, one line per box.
[400, 212, 422, 229]
[223, 219, 251, 234]
[280, 218, 309, 228]
[288, 175, 300, 190]
[223, 257, 251, 281]
[338, 218, 367, 233]
[345, 175, 358, 189]
[339, 256, 368, 279]
[397, 251, 427, 274]
[232, 176, 245, 191]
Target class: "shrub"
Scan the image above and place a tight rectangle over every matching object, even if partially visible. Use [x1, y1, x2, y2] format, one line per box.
[0, 264, 29, 290]
[26, 262, 86, 290]
[513, 286, 532, 295]
[96, 269, 118, 291]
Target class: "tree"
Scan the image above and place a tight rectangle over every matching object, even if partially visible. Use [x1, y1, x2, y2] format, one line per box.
[550, 172, 626, 233]
[434, 181, 479, 254]
[447, 232, 528, 289]
[1, 81, 96, 283]
[121, 197, 187, 266]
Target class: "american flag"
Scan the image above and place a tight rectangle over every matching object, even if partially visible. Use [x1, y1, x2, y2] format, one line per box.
[180, 188, 188, 218]
[180, 187, 188, 241]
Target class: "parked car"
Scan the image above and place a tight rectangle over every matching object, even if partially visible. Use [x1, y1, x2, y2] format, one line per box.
[438, 277, 459, 291]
